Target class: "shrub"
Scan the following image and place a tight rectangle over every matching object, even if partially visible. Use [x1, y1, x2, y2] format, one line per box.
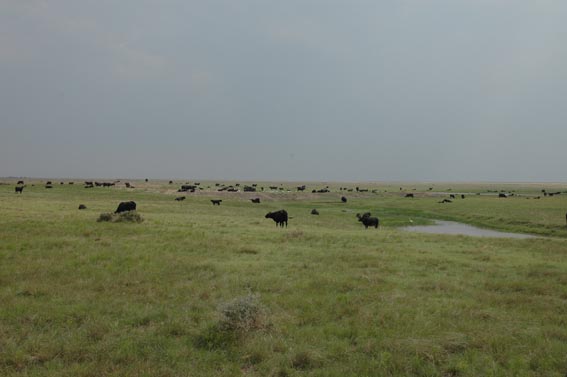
[97, 211, 143, 223]
[195, 293, 266, 350]
[114, 211, 143, 223]
[97, 213, 114, 222]
[218, 293, 264, 332]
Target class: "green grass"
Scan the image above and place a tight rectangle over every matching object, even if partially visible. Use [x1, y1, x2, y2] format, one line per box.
[1, 180, 567, 376]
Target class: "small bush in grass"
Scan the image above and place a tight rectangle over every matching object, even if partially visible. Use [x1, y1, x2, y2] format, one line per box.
[97, 211, 143, 223]
[196, 293, 266, 349]
[114, 211, 143, 223]
[97, 213, 113, 222]
[218, 293, 264, 332]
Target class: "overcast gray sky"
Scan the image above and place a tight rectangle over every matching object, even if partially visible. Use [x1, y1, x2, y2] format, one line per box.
[1, 1, 566, 181]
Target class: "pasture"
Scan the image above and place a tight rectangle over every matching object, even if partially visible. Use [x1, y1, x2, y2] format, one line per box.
[1, 180, 567, 376]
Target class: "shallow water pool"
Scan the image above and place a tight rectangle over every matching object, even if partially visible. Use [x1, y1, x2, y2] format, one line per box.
[402, 220, 536, 239]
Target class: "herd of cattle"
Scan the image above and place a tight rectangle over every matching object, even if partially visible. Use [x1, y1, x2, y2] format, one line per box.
[9, 180, 567, 228]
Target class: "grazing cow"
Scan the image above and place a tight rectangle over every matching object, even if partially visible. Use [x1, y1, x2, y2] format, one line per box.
[498, 193, 508, 198]
[244, 186, 256, 192]
[46, 181, 52, 185]
[450, 194, 456, 199]
[115, 201, 136, 213]
[85, 181, 93, 186]
[439, 199, 452, 203]
[125, 182, 131, 188]
[250, 198, 261, 204]
[15, 186, 24, 194]
[45, 184, 53, 189]
[211, 200, 222, 206]
[356, 213, 379, 229]
[181, 185, 197, 191]
[461, 194, 465, 199]
[145, 179, 149, 182]
[17, 180, 24, 185]
[78, 204, 87, 210]
[265, 210, 288, 227]
[405, 193, 414, 198]
[169, 180, 173, 184]
[68, 182, 74, 185]
[297, 185, 306, 191]
[311, 209, 319, 215]
[175, 196, 186, 201]
[341, 196, 347, 203]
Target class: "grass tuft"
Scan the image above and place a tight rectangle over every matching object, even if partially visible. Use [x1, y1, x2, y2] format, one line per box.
[97, 211, 143, 223]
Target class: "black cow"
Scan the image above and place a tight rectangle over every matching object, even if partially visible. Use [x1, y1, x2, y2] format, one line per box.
[250, 198, 261, 204]
[17, 180, 24, 185]
[341, 196, 347, 203]
[175, 197, 186, 201]
[356, 213, 379, 229]
[297, 185, 306, 191]
[265, 210, 288, 227]
[311, 209, 319, 215]
[169, 180, 173, 184]
[78, 204, 87, 210]
[498, 193, 508, 198]
[450, 194, 456, 199]
[439, 199, 452, 203]
[405, 193, 414, 198]
[15, 186, 24, 194]
[45, 184, 53, 189]
[115, 201, 136, 213]
[211, 200, 222, 206]
[461, 194, 465, 199]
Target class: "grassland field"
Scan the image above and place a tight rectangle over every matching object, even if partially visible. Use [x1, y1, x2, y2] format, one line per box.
[1, 179, 567, 376]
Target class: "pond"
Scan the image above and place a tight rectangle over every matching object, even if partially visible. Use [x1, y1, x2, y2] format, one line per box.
[402, 220, 536, 239]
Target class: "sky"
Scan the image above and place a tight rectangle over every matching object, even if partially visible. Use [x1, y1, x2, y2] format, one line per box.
[1, 0, 566, 182]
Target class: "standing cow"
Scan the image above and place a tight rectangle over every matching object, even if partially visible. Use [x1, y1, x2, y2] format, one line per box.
[265, 210, 288, 227]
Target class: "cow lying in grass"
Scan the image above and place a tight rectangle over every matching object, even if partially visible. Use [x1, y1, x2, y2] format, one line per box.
[115, 201, 136, 213]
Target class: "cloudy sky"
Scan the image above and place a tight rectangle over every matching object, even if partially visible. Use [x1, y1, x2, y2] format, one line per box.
[1, 1, 566, 181]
